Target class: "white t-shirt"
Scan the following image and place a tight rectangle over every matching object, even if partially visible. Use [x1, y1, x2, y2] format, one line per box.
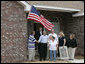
[49, 40, 58, 50]
[48, 33, 58, 42]
[38, 35, 48, 43]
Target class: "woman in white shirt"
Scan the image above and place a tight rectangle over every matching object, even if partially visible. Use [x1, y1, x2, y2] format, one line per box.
[49, 36, 58, 61]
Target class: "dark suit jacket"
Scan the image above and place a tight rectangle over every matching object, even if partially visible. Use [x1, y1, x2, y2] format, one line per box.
[34, 31, 43, 40]
[34, 30, 43, 54]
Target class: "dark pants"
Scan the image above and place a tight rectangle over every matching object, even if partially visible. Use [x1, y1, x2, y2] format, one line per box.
[39, 43, 47, 61]
[38, 43, 41, 54]
[57, 47, 60, 57]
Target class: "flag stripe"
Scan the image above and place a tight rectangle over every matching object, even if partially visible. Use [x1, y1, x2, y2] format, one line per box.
[40, 15, 54, 27]
[29, 13, 54, 27]
[28, 14, 54, 30]
[28, 13, 53, 29]
[40, 15, 54, 26]
[28, 13, 54, 27]
[27, 17, 52, 30]
[28, 16, 53, 29]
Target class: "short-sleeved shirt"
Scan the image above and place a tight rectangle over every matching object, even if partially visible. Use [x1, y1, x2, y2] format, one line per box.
[59, 36, 65, 46]
[49, 40, 58, 50]
[48, 33, 58, 42]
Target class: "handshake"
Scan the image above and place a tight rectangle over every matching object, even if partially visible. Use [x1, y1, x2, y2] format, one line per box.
[35, 40, 39, 43]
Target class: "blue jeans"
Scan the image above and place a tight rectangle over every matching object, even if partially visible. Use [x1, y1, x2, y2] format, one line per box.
[50, 50, 56, 61]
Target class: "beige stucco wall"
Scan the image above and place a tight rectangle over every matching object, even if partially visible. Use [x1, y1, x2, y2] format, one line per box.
[27, 1, 84, 13]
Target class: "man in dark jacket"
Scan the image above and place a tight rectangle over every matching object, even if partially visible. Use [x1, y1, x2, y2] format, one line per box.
[34, 27, 43, 58]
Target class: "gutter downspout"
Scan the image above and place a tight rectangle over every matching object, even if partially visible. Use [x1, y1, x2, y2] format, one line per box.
[17, 1, 31, 12]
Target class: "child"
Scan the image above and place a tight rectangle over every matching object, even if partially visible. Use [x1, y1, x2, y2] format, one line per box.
[49, 36, 58, 61]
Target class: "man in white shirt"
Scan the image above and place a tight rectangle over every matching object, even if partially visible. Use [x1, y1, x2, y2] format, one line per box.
[38, 31, 48, 61]
[47, 29, 58, 60]
[48, 29, 58, 41]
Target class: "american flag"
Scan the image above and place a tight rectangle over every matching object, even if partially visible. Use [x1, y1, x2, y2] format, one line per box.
[27, 6, 54, 31]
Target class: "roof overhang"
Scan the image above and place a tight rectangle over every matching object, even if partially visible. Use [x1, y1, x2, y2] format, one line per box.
[17, 1, 83, 17]
[33, 5, 80, 13]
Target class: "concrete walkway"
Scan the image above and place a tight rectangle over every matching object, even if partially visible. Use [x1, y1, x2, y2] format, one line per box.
[23, 59, 84, 63]
[22, 56, 84, 63]
[68, 59, 84, 63]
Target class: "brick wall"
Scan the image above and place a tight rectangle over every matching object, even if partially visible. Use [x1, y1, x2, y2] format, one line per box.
[63, 16, 84, 56]
[1, 1, 30, 63]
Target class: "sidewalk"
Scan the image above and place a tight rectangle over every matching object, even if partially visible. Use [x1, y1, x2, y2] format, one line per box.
[23, 56, 84, 63]
[23, 59, 84, 63]
[68, 59, 84, 63]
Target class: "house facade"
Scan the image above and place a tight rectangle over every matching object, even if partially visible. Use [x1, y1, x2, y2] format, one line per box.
[1, 1, 84, 63]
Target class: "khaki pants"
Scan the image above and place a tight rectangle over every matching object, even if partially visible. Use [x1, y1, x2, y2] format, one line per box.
[59, 46, 69, 59]
[67, 47, 76, 59]
[28, 49, 35, 61]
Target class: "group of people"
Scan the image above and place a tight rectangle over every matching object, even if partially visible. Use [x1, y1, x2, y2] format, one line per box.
[28, 27, 77, 62]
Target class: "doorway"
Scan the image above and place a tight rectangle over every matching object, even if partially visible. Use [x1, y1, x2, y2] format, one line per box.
[34, 23, 44, 33]
[33, 23, 44, 58]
